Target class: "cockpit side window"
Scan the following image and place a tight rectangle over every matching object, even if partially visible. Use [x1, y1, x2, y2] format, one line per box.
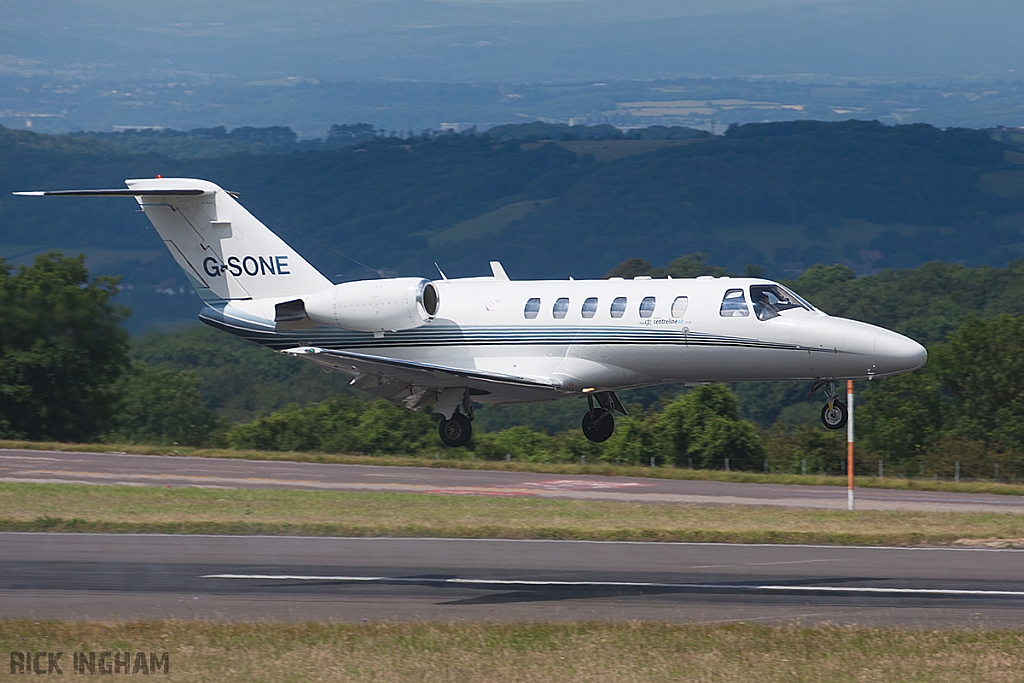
[780, 285, 816, 312]
[524, 297, 541, 319]
[749, 284, 811, 321]
[719, 289, 750, 317]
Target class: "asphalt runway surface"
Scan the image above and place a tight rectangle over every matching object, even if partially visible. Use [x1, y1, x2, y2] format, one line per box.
[3, 533, 1024, 627]
[2, 448, 1023, 513]
[5, 449, 1024, 627]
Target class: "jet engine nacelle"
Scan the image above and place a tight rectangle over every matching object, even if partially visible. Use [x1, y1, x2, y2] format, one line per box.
[302, 277, 439, 332]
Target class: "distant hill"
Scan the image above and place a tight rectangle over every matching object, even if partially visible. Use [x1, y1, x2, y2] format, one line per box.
[1, 120, 1022, 331]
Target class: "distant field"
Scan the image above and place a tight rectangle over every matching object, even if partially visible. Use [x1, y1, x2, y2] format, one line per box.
[553, 138, 702, 162]
[3, 620, 1024, 682]
[427, 198, 553, 247]
[710, 218, 960, 263]
[978, 169, 1024, 199]
[3, 482, 1024, 546]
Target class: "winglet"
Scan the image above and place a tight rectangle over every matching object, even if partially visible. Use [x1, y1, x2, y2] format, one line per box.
[490, 261, 510, 281]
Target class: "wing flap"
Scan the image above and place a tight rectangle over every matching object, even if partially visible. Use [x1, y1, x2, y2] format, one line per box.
[283, 347, 562, 402]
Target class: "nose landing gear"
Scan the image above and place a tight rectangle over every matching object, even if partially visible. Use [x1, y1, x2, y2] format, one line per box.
[813, 379, 848, 430]
[581, 391, 626, 443]
[821, 399, 848, 430]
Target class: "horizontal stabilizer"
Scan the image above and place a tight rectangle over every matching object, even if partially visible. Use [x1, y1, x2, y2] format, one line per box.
[14, 188, 209, 197]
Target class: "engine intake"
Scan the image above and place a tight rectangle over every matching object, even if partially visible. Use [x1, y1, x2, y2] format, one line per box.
[302, 277, 439, 332]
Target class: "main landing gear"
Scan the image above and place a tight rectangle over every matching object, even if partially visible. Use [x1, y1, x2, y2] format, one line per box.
[581, 391, 626, 443]
[439, 412, 472, 448]
[438, 389, 475, 448]
[813, 379, 848, 431]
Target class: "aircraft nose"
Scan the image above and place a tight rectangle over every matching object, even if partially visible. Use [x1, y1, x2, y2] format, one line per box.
[873, 330, 927, 375]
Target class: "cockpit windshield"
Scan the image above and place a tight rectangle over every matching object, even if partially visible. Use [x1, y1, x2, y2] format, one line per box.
[750, 284, 813, 321]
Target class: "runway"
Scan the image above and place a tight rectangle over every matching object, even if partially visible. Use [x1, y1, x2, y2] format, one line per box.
[3, 533, 1024, 627]
[2, 448, 1022, 513]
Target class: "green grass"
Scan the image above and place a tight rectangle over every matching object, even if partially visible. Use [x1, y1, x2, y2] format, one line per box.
[3, 621, 1024, 682]
[3, 482, 1024, 546]
[5, 439, 1024, 497]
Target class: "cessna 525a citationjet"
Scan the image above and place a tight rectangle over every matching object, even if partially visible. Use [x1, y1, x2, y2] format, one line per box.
[17, 178, 927, 447]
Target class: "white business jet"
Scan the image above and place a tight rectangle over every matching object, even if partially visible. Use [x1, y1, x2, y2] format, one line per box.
[17, 178, 927, 447]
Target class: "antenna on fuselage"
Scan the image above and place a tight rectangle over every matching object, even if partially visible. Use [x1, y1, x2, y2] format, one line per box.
[434, 262, 449, 281]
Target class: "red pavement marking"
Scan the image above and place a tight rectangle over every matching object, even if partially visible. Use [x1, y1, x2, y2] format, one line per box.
[520, 479, 656, 491]
[423, 489, 533, 497]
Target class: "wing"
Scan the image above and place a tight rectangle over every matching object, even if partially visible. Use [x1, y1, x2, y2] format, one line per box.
[283, 346, 563, 407]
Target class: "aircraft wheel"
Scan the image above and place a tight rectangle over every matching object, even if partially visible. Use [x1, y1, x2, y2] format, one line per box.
[582, 409, 615, 443]
[439, 413, 472, 448]
[821, 400, 848, 430]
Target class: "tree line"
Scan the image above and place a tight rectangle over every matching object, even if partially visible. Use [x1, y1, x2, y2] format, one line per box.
[2, 118, 1022, 335]
[4, 251, 1024, 479]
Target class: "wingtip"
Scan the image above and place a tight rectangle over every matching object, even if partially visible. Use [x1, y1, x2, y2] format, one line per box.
[12, 191, 45, 196]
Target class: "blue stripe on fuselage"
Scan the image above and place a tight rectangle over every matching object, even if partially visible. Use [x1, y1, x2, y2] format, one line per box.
[198, 305, 839, 355]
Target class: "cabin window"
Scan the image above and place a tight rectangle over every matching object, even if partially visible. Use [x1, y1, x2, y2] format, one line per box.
[524, 297, 541, 319]
[719, 289, 750, 317]
[581, 297, 598, 319]
[553, 297, 570, 319]
[750, 284, 811, 321]
[671, 296, 689, 318]
[610, 297, 627, 318]
[639, 296, 656, 318]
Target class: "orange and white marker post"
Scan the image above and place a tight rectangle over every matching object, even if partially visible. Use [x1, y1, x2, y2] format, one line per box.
[847, 379, 855, 511]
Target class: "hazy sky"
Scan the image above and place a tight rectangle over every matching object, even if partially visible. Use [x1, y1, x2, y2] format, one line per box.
[1, 0, 1022, 82]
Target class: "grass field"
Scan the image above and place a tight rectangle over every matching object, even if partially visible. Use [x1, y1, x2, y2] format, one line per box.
[2, 482, 1024, 546]
[3, 620, 1024, 682]
[5, 439, 1024, 497]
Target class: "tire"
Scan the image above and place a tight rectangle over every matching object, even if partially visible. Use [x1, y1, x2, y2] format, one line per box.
[439, 413, 472, 448]
[821, 400, 848, 430]
[581, 409, 615, 443]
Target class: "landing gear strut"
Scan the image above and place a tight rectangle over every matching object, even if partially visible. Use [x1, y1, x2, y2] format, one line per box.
[437, 390, 474, 448]
[581, 391, 625, 443]
[813, 380, 848, 430]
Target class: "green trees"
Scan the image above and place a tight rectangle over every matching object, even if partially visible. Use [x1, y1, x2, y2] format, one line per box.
[131, 326, 356, 422]
[653, 386, 765, 469]
[14, 247, 1024, 477]
[227, 384, 770, 469]
[226, 396, 439, 454]
[860, 315, 1024, 477]
[111, 363, 223, 446]
[0, 252, 130, 441]
[3, 120, 1021, 334]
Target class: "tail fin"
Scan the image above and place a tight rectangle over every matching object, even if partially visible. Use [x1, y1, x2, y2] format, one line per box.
[18, 177, 332, 302]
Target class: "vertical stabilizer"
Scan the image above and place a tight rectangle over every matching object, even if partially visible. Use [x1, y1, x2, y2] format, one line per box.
[126, 178, 331, 302]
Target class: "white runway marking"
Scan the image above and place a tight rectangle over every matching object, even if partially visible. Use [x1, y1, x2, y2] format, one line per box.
[201, 574, 1024, 597]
